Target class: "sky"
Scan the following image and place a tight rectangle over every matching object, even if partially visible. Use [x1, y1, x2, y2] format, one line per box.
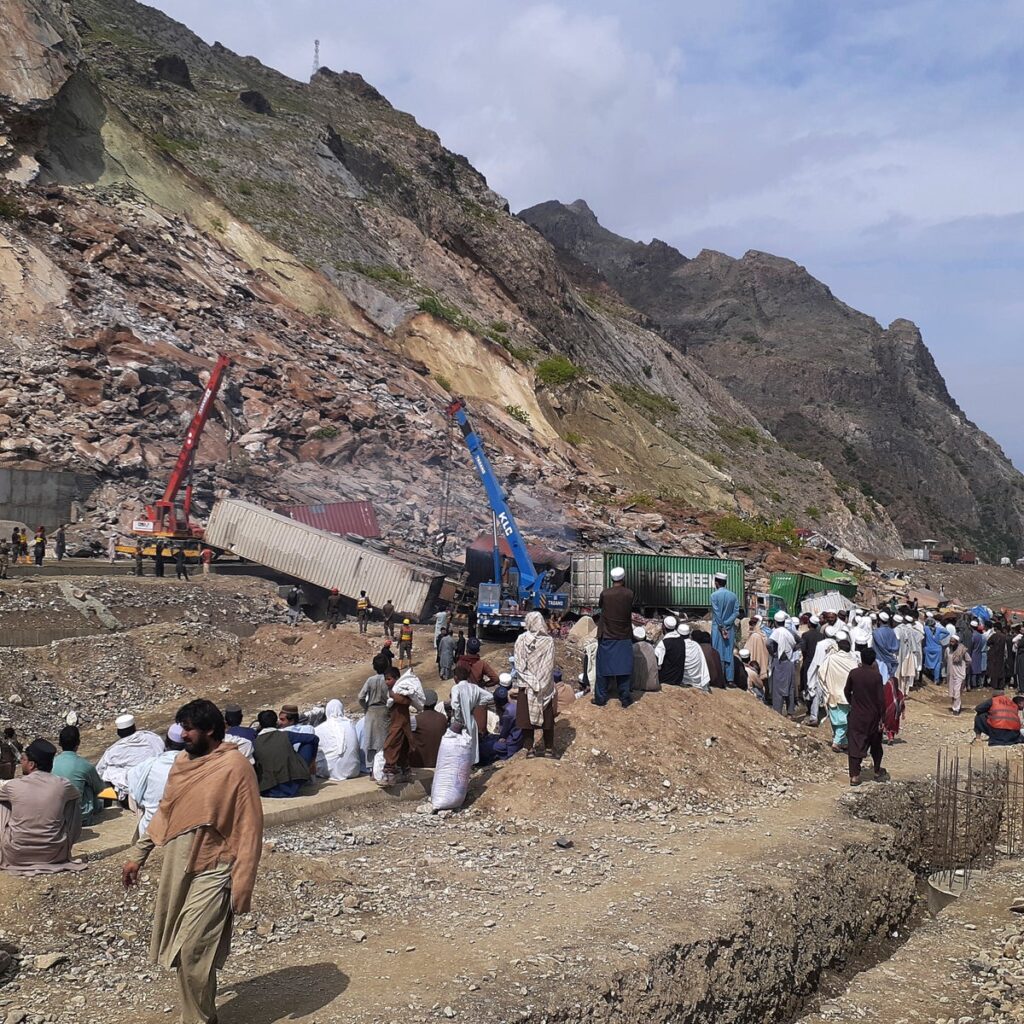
[150, 0, 1024, 466]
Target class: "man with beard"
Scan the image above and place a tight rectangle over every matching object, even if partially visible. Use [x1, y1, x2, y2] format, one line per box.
[122, 699, 262, 1024]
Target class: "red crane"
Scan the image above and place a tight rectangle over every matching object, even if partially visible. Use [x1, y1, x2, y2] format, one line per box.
[132, 354, 231, 540]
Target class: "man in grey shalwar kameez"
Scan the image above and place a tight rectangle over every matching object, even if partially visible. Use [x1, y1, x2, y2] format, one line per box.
[358, 654, 392, 767]
[438, 630, 456, 680]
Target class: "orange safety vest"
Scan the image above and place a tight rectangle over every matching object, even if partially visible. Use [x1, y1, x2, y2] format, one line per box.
[400, 625, 413, 644]
[987, 694, 1021, 732]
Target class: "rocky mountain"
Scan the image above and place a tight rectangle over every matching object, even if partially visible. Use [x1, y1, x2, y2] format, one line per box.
[0, 0, 903, 560]
[521, 200, 1024, 559]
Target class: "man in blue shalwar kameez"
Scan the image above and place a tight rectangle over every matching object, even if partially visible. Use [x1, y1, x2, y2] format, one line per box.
[710, 572, 739, 686]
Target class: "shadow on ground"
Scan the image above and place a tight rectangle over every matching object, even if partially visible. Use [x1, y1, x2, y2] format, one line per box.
[219, 962, 348, 1022]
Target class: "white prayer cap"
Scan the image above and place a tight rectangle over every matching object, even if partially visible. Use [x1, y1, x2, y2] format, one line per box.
[663, 615, 678, 631]
[946, 623, 957, 635]
[879, 612, 890, 622]
[870, 612, 878, 619]
[713, 571, 728, 583]
[115, 713, 135, 730]
[64, 710, 79, 727]
[810, 615, 820, 625]
[498, 672, 512, 685]
[824, 625, 837, 637]
[678, 623, 692, 637]
[751, 614, 762, 623]
[632, 626, 647, 641]
[835, 630, 850, 642]
[610, 566, 626, 581]
[167, 723, 185, 743]
[926, 611, 935, 618]
[774, 610, 787, 623]
[893, 614, 903, 623]
[739, 648, 751, 660]
[971, 619, 979, 627]
[853, 607, 863, 616]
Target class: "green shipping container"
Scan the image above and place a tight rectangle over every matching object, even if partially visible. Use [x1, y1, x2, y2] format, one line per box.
[570, 552, 745, 613]
[769, 571, 858, 613]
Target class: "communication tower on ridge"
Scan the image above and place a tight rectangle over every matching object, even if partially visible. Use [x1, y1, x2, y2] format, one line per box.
[312, 39, 320, 78]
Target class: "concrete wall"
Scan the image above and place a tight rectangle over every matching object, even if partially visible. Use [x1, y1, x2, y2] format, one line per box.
[0, 468, 97, 529]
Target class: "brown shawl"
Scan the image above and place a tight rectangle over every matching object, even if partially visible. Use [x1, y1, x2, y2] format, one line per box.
[147, 744, 263, 913]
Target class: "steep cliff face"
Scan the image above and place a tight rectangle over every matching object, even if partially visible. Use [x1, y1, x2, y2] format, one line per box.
[521, 200, 1024, 558]
[0, 0, 903, 556]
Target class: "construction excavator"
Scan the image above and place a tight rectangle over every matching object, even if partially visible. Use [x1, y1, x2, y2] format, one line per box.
[127, 354, 231, 552]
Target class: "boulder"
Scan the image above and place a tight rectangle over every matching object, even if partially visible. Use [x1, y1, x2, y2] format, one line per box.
[238, 90, 273, 116]
[152, 54, 194, 91]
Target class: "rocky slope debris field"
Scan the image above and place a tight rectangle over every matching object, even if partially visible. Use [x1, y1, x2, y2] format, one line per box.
[0, 0, 911, 560]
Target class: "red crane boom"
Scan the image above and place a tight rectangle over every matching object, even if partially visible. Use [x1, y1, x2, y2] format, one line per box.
[133, 354, 231, 540]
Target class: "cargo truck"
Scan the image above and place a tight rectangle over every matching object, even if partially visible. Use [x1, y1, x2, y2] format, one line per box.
[203, 499, 445, 621]
[769, 571, 858, 613]
[569, 552, 745, 616]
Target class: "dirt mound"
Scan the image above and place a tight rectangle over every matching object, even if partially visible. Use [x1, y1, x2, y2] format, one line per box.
[472, 688, 830, 822]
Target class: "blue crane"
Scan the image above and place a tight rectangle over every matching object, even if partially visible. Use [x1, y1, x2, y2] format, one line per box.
[446, 398, 565, 631]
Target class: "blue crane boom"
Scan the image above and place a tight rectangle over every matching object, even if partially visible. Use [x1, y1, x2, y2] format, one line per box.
[447, 398, 539, 599]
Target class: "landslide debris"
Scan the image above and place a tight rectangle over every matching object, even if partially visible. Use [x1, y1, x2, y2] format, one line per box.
[1, 0, 898, 557]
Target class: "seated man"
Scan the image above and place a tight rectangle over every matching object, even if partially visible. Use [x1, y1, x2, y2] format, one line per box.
[0, 738, 86, 875]
[254, 710, 314, 797]
[127, 724, 186, 837]
[693, 629, 727, 689]
[278, 703, 324, 777]
[737, 649, 765, 701]
[95, 714, 164, 803]
[630, 628, 660, 693]
[0, 728, 19, 781]
[410, 688, 447, 770]
[479, 683, 523, 764]
[52, 725, 106, 826]
[655, 619, 711, 692]
[974, 691, 1024, 746]
[222, 704, 255, 763]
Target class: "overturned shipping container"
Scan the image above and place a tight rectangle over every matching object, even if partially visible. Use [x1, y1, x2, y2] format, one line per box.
[204, 499, 444, 621]
[570, 552, 745, 613]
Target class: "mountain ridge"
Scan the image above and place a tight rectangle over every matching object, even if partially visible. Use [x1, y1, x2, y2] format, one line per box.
[520, 198, 1024, 558]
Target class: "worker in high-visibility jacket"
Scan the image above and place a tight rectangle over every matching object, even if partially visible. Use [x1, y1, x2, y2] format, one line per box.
[357, 591, 372, 635]
[399, 619, 414, 669]
[974, 691, 1024, 746]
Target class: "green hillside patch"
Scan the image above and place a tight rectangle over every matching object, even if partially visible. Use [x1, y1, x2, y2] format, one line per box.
[612, 383, 679, 420]
[535, 356, 581, 387]
[714, 515, 800, 549]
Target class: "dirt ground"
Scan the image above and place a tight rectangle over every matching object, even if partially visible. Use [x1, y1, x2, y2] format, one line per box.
[0, 569, 1022, 1024]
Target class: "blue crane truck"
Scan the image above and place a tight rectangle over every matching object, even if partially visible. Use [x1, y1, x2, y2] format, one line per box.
[447, 399, 567, 633]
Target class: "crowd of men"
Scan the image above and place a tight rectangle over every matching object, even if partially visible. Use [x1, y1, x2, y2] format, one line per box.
[584, 569, 1024, 784]
[6, 564, 1024, 1021]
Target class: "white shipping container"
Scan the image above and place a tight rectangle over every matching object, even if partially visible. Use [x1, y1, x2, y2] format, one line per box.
[204, 499, 444, 621]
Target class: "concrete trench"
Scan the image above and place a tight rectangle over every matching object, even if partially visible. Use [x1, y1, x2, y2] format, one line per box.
[526, 781, 1002, 1024]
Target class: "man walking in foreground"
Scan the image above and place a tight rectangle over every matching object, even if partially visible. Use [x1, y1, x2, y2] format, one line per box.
[844, 649, 889, 787]
[122, 699, 263, 1024]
